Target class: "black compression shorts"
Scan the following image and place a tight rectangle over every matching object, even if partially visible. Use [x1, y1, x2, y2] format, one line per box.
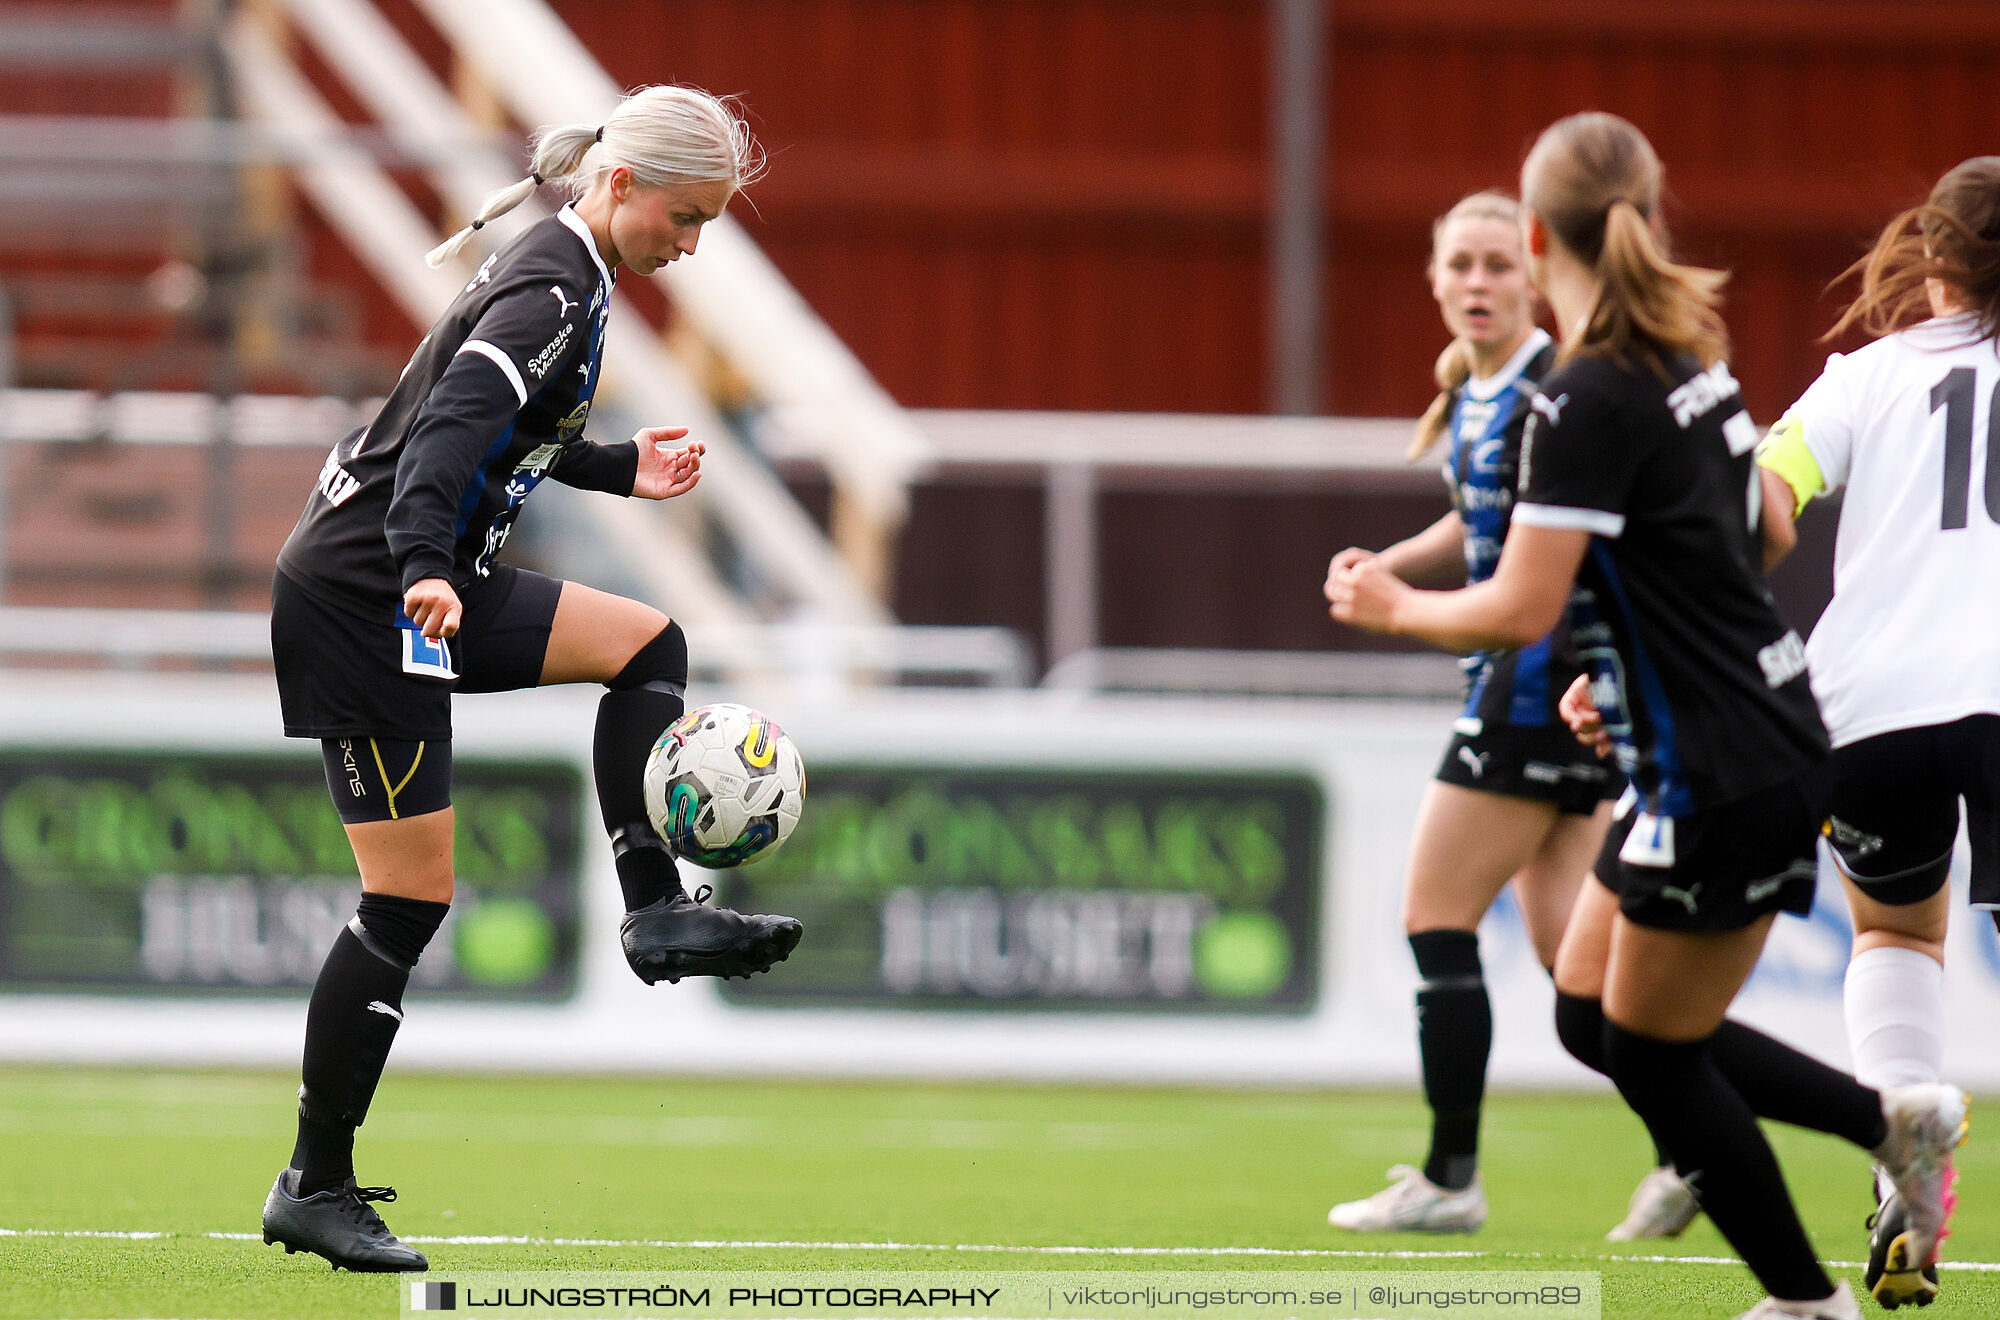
[271, 564, 563, 741]
[320, 736, 453, 823]
[1825, 715, 2000, 908]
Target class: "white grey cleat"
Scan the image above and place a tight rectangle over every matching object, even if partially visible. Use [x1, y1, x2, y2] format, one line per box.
[1732, 1280, 1861, 1320]
[1606, 1164, 1702, 1241]
[1327, 1164, 1486, 1233]
[1873, 1083, 1970, 1283]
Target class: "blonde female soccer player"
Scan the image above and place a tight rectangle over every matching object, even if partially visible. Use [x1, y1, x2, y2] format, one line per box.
[1331, 111, 1966, 1320]
[261, 85, 801, 1272]
[1323, 193, 1685, 1238]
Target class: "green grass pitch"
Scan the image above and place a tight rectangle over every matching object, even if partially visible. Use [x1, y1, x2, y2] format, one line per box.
[0, 1065, 1992, 1318]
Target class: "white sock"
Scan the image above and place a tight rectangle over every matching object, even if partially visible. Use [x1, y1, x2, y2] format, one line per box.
[1844, 944, 1946, 1091]
[1845, 945, 1945, 1198]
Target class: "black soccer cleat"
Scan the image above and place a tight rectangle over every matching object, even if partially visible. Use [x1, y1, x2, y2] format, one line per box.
[1867, 1186, 1941, 1310]
[261, 1168, 429, 1273]
[620, 887, 803, 985]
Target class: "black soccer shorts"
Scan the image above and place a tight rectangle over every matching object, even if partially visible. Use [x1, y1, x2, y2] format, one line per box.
[271, 564, 563, 741]
[1824, 715, 2000, 908]
[1595, 767, 1827, 933]
[1433, 721, 1616, 816]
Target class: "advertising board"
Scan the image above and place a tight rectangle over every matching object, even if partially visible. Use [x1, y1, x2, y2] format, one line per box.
[0, 749, 583, 1000]
[715, 766, 1323, 1012]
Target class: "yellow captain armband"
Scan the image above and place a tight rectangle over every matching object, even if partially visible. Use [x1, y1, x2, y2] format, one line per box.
[1755, 415, 1826, 519]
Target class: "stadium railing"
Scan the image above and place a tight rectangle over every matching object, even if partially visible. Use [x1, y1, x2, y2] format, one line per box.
[0, 604, 1032, 689]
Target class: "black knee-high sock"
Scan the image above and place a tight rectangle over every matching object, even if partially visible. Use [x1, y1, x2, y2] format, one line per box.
[1557, 992, 1886, 1151]
[1603, 1023, 1834, 1302]
[1554, 991, 1609, 1072]
[595, 685, 687, 912]
[1555, 992, 1674, 1168]
[1411, 929, 1490, 1191]
[1709, 1021, 1887, 1149]
[291, 894, 448, 1195]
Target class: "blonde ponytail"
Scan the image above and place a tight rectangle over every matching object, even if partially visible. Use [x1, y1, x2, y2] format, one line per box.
[425, 123, 600, 268]
[1408, 337, 1474, 461]
[426, 86, 763, 269]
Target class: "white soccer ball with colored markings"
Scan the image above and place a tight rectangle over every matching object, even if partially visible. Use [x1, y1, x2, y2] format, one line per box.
[643, 703, 805, 868]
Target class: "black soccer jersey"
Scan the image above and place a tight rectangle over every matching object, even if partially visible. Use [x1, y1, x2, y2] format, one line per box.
[1513, 352, 1828, 815]
[277, 205, 636, 619]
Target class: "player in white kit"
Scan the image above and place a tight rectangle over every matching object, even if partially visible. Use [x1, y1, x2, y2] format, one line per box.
[1758, 155, 2000, 1310]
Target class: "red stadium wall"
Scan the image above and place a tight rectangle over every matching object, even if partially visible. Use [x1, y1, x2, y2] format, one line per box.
[17, 0, 2000, 416]
[6, 1, 1994, 643]
[540, 0, 2000, 421]
[547, 0, 1990, 657]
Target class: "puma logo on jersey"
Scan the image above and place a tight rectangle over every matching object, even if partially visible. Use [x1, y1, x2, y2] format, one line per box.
[315, 448, 360, 506]
[1457, 746, 1490, 778]
[466, 253, 497, 292]
[549, 284, 578, 317]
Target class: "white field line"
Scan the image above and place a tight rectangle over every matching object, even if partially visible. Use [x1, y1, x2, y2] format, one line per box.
[5, 1226, 2000, 1272]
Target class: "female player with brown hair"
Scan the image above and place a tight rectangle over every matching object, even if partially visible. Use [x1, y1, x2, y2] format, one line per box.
[1752, 155, 2000, 1309]
[1323, 192, 1680, 1238]
[1330, 111, 1966, 1320]
[260, 85, 802, 1272]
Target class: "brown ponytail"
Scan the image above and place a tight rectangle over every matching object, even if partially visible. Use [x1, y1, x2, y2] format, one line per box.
[1522, 112, 1729, 373]
[1826, 156, 2000, 344]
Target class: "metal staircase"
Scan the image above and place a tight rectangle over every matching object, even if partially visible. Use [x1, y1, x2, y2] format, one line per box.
[0, 0, 944, 657]
[224, 0, 922, 633]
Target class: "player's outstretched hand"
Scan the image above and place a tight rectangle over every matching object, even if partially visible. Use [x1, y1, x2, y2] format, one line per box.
[1560, 673, 1613, 759]
[1326, 557, 1408, 634]
[404, 577, 462, 640]
[632, 426, 705, 500]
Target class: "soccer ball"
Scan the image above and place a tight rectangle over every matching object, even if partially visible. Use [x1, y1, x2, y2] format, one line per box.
[643, 703, 805, 868]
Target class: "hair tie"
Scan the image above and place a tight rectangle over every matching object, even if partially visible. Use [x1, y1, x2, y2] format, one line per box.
[470, 219, 484, 231]
[531, 172, 545, 186]
[594, 125, 604, 144]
